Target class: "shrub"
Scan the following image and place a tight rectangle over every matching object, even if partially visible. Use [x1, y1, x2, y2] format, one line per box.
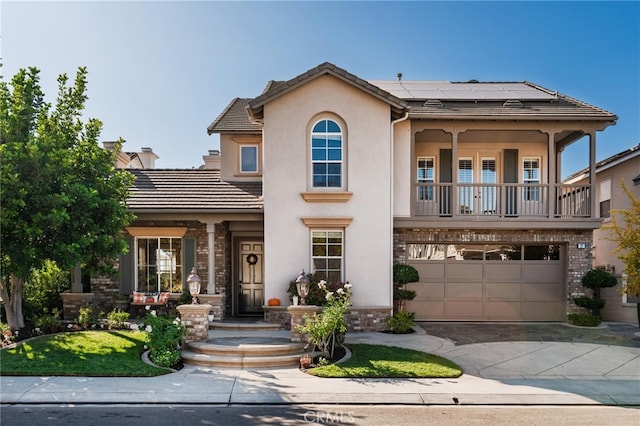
[385, 311, 416, 334]
[23, 260, 70, 323]
[568, 313, 602, 327]
[141, 307, 187, 368]
[393, 264, 419, 285]
[288, 274, 346, 306]
[33, 308, 62, 334]
[297, 281, 352, 359]
[1, 322, 14, 347]
[77, 306, 99, 329]
[106, 308, 130, 329]
[178, 289, 192, 305]
[573, 296, 605, 311]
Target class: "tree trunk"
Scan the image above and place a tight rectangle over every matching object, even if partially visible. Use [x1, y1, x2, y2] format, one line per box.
[0, 274, 25, 330]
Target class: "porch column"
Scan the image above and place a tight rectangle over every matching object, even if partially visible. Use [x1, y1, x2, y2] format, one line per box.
[589, 131, 597, 217]
[451, 130, 459, 216]
[71, 263, 82, 293]
[547, 132, 556, 218]
[206, 222, 217, 294]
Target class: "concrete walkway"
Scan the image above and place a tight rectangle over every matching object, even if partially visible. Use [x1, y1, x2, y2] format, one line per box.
[1, 323, 639, 406]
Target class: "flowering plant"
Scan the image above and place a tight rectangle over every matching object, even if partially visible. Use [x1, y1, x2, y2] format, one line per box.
[140, 305, 187, 368]
[297, 280, 352, 359]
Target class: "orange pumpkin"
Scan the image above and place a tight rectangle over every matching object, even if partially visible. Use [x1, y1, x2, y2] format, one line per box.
[268, 297, 281, 306]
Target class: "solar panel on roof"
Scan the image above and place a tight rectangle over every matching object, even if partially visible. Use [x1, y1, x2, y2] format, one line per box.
[369, 80, 556, 101]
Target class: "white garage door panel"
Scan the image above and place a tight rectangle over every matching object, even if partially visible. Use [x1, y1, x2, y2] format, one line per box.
[522, 302, 562, 320]
[405, 300, 444, 319]
[410, 282, 445, 299]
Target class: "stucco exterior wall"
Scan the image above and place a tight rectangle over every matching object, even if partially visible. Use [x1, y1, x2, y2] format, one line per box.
[393, 119, 411, 217]
[219, 134, 262, 182]
[262, 75, 393, 307]
[591, 158, 640, 325]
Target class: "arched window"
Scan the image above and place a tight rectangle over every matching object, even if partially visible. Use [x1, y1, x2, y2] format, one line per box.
[311, 119, 343, 188]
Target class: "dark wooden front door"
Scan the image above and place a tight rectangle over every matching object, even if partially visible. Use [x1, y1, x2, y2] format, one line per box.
[238, 241, 264, 315]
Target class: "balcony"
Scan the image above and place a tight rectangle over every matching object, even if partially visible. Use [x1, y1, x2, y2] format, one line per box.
[414, 183, 591, 219]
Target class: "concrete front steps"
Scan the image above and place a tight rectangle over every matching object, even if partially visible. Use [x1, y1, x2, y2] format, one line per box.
[182, 321, 306, 368]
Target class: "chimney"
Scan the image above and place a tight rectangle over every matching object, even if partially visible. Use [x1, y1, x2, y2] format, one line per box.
[397, 73, 403, 81]
[202, 150, 221, 170]
[138, 147, 159, 169]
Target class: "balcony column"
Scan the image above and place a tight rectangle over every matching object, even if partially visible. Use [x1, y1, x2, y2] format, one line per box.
[589, 131, 597, 217]
[547, 132, 556, 218]
[451, 130, 459, 216]
[206, 222, 218, 294]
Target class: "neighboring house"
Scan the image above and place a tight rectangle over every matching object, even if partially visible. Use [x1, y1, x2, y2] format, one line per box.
[87, 62, 617, 327]
[565, 144, 640, 325]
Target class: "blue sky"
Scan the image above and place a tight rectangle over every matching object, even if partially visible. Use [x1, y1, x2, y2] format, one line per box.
[3, 1, 639, 176]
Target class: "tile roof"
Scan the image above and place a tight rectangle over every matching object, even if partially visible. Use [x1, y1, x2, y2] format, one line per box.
[208, 63, 617, 133]
[126, 169, 263, 212]
[247, 62, 408, 121]
[564, 144, 640, 182]
[207, 98, 262, 135]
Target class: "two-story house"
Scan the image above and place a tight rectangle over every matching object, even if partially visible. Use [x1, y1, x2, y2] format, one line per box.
[565, 144, 640, 325]
[90, 63, 615, 327]
[202, 62, 616, 325]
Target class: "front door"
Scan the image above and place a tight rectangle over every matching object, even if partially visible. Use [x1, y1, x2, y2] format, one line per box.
[238, 241, 264, 315]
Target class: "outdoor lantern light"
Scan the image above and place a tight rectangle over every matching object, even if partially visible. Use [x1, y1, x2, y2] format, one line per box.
[186, 267, 201, 304]
[295, 269, 310, 305]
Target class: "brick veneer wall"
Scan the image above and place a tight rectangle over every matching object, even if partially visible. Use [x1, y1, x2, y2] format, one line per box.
[393, 228, 594, 318]
[268, 306, 392, 333]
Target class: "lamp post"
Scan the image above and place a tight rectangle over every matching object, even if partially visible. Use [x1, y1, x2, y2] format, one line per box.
[186, 267, 201, 304]
[295, 269, 310, 305]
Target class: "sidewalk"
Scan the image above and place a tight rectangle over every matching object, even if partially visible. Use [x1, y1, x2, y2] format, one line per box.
[1, 323, 639, 406]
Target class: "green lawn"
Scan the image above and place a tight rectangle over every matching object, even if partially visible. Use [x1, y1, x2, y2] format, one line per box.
[0, 331, 170, 376]
[308, 344, 463, 378]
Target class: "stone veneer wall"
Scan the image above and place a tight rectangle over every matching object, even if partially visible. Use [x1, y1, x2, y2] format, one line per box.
[214, 222, 232, 316]
[393, 228, 594, 319]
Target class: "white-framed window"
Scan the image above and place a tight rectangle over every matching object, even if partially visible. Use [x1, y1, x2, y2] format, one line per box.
[311, 119, 343, 188]
[135, 237, 183, 293]
[523, 157, 541, 201]
[240, 145, 258, 173]
[417, 157, 435, 201]
[458, 158, 473, 213]
[311, 230, 343, 282]
[599, 178, 611, 219]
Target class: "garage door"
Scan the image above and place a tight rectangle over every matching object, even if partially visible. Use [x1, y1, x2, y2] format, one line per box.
[405, 243, 564, 321]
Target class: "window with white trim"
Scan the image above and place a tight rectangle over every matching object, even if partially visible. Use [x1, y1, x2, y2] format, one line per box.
[417, 157, 435, 201]
[136, 237, 182, 293]
[311, 119, 343, 188]
[311, 230, 343, 282]
[240, 145, 258, 173]
[523, 157, 540, 201]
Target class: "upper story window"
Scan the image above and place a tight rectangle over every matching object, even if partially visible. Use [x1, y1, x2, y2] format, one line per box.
[523, 157, 540, 201]
[417, 157, 435, 201]
[240, 145, 258, 173]
[599, 179, 611, 219]
[311, 119, 343, 188]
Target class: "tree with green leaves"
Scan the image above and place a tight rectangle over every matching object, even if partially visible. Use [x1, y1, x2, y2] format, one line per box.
[606, 181, 640, 325]
[1, 67, 135, 330]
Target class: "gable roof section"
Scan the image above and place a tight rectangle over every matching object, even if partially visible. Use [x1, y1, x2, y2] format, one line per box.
[564, 144, 640, 183]
[207, 98, 262, 135]
[126, 169, 263, 213]
[247, 62, 409, 121]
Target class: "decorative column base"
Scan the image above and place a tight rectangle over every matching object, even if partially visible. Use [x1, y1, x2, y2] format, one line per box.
[177, 304, 212, 342]
[198, 294, 226, 321]
[61, 292, 94, 320]
[287, 305, 320, 342]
